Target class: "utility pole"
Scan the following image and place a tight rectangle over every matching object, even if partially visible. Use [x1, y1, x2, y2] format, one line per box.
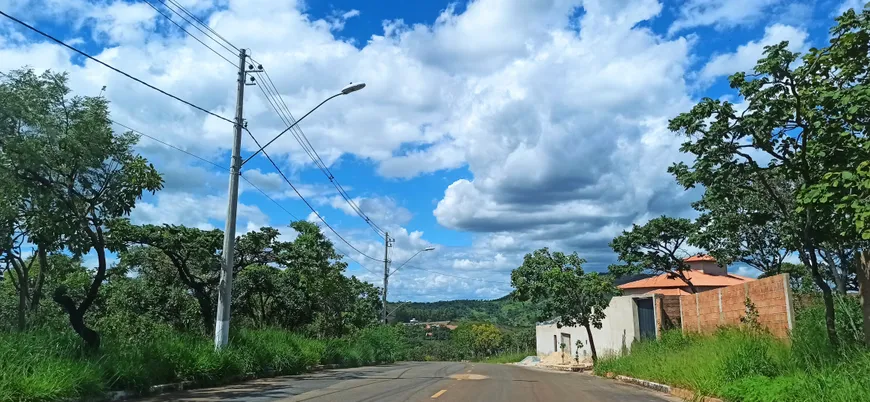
[215, 48, 247, 349]
[383, 232, 391, 324]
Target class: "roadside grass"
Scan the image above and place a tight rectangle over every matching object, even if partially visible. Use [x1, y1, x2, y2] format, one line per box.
[593, 296, 870, 402]
[0, 325, 405, 402]
[475, 350, 535, 364]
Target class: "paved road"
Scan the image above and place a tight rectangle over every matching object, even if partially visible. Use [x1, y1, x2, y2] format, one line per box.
[137, 362, 676, 402]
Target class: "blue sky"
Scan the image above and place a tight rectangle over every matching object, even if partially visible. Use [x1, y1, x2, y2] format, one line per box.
[0, 0, 864, 301]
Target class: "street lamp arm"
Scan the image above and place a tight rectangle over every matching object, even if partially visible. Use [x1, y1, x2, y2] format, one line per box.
[241, 92, 343, 166]
[390, 247, 435, 277]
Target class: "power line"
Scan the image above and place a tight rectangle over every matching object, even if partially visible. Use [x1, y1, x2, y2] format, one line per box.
[242, 127, 385, 262]
[251, 68, 386, 237]
[0, 10, 235, 125]
[112, 120, 228, 171]
[164, 0, 240, 53]
[400, 264, 511, 285]
[142, 0, 235, 67]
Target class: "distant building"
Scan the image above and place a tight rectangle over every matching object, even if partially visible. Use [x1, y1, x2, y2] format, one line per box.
[617, 255, 754, 296]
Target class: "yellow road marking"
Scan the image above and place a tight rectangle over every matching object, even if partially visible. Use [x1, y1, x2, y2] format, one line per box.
[431, 390, 447, 398]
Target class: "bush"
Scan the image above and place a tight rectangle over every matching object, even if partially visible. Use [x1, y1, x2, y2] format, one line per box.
[595, 297, 870, 402]
[0, 325, 407, 402]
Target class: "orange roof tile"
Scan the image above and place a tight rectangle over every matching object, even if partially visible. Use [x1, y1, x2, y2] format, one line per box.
[618, 270, 754, 290]
[684, 254, 717, 262]
[645, 288, 692, 296]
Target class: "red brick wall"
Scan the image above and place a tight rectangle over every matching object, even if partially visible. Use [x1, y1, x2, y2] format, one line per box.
[655, 295, 682, 331]
[679, 274, 794, 338]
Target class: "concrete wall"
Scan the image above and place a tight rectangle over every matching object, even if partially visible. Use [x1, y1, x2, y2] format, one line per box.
[690, 261, 726, 276]
[680, 274, 794, 338]
[535, 296, 649, 359]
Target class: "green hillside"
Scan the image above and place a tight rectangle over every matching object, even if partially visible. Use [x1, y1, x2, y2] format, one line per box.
[387, 295, 541, 327]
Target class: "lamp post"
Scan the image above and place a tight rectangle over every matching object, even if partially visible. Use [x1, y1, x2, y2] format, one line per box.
[215, 80, 365, 349]
[383, 246, 435, 324]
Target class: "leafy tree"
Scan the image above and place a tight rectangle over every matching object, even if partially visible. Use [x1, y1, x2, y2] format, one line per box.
[471, 323, 502, 357]
[0, 69, 162, 348]
[608, 216, 700, 293]
[667, 7, 870, 346]
[690, 174, 794, 276]
[109, 221, 282, 334]
[511, 248, 615, 361]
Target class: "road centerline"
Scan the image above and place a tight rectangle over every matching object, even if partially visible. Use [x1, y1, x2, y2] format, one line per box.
[430, 389, 447, 398]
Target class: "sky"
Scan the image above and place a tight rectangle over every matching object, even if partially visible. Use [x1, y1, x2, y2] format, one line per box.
[0, 0, 863, 301]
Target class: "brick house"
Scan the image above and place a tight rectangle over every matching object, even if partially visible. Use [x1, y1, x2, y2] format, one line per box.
[618, 255, 755, 296]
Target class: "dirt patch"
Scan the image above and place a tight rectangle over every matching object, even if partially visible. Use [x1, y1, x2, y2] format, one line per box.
[449, 374, 489, 380]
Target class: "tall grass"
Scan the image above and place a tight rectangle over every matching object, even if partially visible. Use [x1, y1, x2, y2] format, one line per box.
[0, 325, 406, 402]
[475, 350, 535, 364]
[594, 296, 870, 402]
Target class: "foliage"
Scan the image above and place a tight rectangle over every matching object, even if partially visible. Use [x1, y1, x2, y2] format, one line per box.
[388, 295, 541, 327]
[608, 216, 701, 293]
[0, 68, 162, 348]
[595, 296, 870, 402]
[511, 247, 615, 361]
[0, 325, 405, 401]
[666, 6, 870, 346]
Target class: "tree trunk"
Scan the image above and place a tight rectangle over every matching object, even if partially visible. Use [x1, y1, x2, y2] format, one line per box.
[804, 250, 839, 347]
[53, 289, 100, 350]
[192, 287, 215, 335]
[17, 276, 27, 331]
[858, 250, 870, 348]
[583, 322, 598, 363]
[31, 247, 47, 313]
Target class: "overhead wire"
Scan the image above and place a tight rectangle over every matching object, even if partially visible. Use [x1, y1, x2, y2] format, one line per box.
[242, 127, 385, 262]
[0, 10, 235, 125]
[249, 66, 387, 238]
[164, 0, 240, 53]
[142, 0, 236, 67]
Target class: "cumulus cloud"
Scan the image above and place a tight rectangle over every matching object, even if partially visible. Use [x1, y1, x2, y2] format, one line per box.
[698, 24, 809, 84]
[2, 0, 801, 299]
[668, 0, 784, 35]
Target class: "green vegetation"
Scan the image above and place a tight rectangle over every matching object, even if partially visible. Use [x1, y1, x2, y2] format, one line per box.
[401, 322, 534, 361]
[0, 326, 404, 402]
[476, 351, 534, 364]
[387, 295, 542, 327]
[594, 297, 869, 402]
[511, 248, 615, 361]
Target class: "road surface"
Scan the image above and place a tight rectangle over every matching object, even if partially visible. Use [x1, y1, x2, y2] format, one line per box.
[137, 362, 676, 402]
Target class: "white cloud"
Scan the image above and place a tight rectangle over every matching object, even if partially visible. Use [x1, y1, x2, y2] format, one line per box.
[837, 0, 866, 16]
[698, 24, 809, 84]
[2, 0, 796, 299]
[668, 0, 784, 35]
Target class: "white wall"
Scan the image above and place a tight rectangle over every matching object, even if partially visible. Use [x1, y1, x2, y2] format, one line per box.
[535, 296, 652, 359]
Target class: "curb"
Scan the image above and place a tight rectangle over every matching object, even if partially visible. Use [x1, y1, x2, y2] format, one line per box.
[603, 373, 724, 402]
[100, 362, 357, 401]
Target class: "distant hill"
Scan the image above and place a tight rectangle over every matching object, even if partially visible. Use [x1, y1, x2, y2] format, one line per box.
[387, 295, 541, 327]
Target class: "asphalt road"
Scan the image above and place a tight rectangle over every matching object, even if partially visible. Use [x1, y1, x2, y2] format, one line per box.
[136, 362, 677, 402]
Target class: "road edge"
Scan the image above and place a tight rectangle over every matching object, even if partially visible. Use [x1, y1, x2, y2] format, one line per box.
[601, 372, 725, 402]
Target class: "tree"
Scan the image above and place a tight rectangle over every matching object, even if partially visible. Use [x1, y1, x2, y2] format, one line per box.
[667, 7, 870, 346]
[471, 323, 502, 357]
[109, 221, 283, 334]
[690, 174, 794, 276]
[792, 6, 870, 346]
[0, 69, 162, 348]
[511, 248, 615, 362]
[608, 216, 700, 293]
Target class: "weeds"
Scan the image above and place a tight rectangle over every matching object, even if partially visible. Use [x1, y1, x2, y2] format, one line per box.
[594, 297, 869, 402]
[0, 325, 405, 402]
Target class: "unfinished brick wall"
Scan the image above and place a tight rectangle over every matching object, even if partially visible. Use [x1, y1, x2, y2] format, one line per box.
[655, 295, 682, 332]
[679, 274, 794, 338]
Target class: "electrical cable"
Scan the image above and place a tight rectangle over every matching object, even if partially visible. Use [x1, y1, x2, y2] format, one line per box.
[0, 10, 236, 125]
[243, 127, 385, 262]
[142, 0, 236, 67]
[164, 0, 241, 53]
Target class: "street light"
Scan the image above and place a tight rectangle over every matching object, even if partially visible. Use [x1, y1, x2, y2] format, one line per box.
[384, 246, 435, 324]
[241, 82, 366, 166]
[390, 247, 435, 276]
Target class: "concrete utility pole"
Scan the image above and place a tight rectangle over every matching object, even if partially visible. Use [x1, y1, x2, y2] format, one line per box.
[215, 48, 247, 349]
[383, 232, 391, 324]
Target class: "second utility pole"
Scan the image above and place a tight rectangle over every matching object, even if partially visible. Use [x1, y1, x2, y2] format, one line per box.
[215, 48, 247, 349]
[383, 232, 391, 324]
